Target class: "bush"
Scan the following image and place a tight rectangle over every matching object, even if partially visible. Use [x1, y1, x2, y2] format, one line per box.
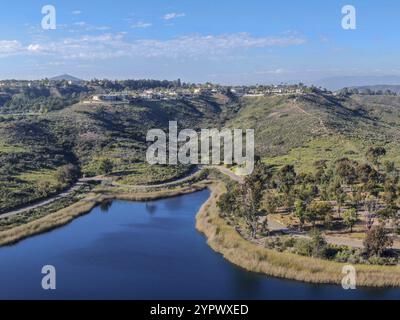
[98, 159, 113, 175]
[294, 239, 314, 257]
[283, 237, 296, 248]
[265, 237, 284, 252]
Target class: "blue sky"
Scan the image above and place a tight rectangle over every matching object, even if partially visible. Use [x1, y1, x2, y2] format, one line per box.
[0, 0, 399, 84]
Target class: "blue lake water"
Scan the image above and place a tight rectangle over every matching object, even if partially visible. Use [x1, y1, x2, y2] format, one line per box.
[0, 189, 399, 300]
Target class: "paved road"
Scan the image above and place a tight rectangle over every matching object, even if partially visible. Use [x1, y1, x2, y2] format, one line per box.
[214, 166, 245, 183]
[0, 180, 88, 219]
[0, 167, 203, 219]
[0, 113, 41, 117]
[113, 166, 202, 189]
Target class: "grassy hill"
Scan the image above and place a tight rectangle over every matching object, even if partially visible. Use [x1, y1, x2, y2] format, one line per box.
[0, 95, 226, 211]
[1, 90, 399, 211]
[227, 93, 400, 172]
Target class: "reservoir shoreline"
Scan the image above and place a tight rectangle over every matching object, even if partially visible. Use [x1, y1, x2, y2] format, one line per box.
[1, 178, 400, 288]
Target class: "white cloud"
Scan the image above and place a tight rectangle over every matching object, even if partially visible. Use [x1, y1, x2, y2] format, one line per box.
[71, 22, 110, 32]
[27, 44, 42, 52]
[131, 21, 152, 29]
[95, 26, 111, 31]
[163, 12, 186, 20]
[0, 40, 23, 56]
[72, 10, 82, 15]
[130, 33, 306, 58]
[0, 32, 306, 60]
[74, 21, 87, 27]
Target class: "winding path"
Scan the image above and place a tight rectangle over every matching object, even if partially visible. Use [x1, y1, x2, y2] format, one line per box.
[0, 167, 203, 219]
[0, 180, 89, 219]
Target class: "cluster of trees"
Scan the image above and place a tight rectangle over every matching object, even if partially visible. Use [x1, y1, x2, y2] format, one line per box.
[88, 79, 182, 92]
[284, 147, 398, 234]
[218, 147, 399, 259]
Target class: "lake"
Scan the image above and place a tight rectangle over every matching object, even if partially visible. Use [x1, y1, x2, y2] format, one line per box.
[0, 189, 399, 300]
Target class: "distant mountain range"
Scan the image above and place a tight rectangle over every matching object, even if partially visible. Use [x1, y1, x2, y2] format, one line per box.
[49, 74, 82, 82]
[313, 75, 400, 91]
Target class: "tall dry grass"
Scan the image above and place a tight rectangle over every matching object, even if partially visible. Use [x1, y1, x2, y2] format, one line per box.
[196, 183, 400, 287]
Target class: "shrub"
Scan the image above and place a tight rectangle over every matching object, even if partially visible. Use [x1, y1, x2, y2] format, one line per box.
[294, 239, 313, 257]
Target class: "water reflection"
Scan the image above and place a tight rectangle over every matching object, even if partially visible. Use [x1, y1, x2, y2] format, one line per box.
[145, 202, 158, 215]
[99, 200, 112, 213]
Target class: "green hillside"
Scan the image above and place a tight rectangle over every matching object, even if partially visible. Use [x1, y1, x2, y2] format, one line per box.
[0, 89, 399, 211]
[227, 93, 400, 172]
[0, 96, 226, 212]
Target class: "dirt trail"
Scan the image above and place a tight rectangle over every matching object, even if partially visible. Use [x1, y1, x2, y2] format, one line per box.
[291, 99, 330, 134]
[267, 216, 400, 250]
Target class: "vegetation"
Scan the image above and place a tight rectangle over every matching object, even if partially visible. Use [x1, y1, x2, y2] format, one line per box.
[364, 225, 394, 258]
[197, 182, 400, 287]
[2, 80, 400, 277]
[0, 86, 224, 212]
[218, 146, 400, 265]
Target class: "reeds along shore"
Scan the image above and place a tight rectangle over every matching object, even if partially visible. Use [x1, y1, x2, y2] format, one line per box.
[2, 178, 400, 287]
[195, 182, 400, 288]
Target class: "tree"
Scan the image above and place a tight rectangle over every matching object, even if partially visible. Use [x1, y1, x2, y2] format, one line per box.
[264, 193, 278, 216]
[377, 205, 397, 223]
[364, 196, 378, 230]
[330, 181, 346, 217]
[356, 163, 373, 184]
[309, 229, 328, 258]
[343, 208, 358, 232]
[349, 185, 363, 210]
[294, 200, 306, 230]
[98, 158, 113, 175]
[56, 164, 80, 184]
[383, 178, 398, 206]
[217, 183, 240, 218]
[306, 200, 333, 227]
[36, 180, 51, 197]
[237, 161, 270, 239]
[366, 147, 386, 169]
[277, 165, 297, 208]
[314, 160, 329, 184]
[335, 158, 357, 185]
[364, 225, 393, 257]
